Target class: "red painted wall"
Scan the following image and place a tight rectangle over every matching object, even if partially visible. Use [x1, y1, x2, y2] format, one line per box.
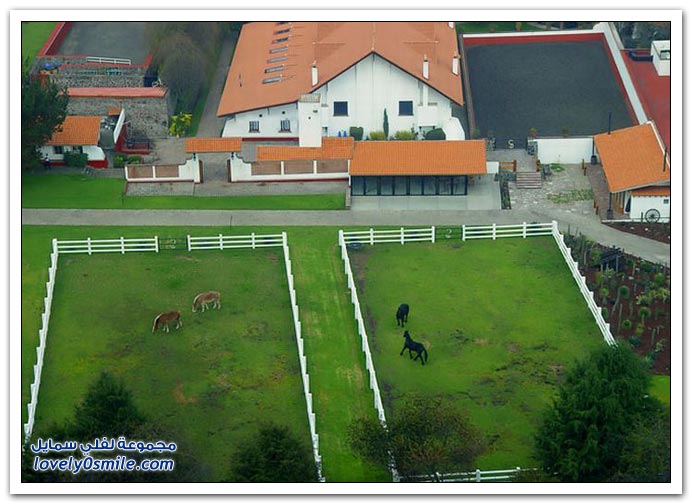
[38, 21, 73, 56]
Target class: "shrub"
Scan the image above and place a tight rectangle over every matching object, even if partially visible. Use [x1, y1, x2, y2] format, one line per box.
[621, 319, 632, 330]
[471, 128, 482, 139]
[63, 151, 88, 168]
[367, 131, 386, 141]
[619, 285, 630, 299]
[638, 307, 651, 322]
[424, 128, 446, 140]
[127, 155, 143, 164]
[113, 154, 127, 168]
[349, 126, 364, 141]
[628, 335, 641, 348]
[394, 130, 415, 140]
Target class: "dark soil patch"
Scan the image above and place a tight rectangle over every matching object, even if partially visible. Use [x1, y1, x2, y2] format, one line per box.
[604, 221, 671, 244]
[565, 233, 671, 375]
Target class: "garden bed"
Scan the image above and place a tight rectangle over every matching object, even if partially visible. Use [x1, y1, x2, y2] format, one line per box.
[564, 233, 671, 374]
[604, 221, 671, 245]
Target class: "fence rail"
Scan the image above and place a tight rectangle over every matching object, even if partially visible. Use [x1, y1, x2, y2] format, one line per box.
[85, 55, 132, 65]
[405, 467, 535, 483]
[188, 233, 284, 251]
[56, 237, 159, 254]
[341, 227, 435, 246]
[280, 232, 325, 482]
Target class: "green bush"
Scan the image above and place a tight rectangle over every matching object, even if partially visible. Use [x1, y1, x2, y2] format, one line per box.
[367, 131, 386, 141]
[394, 130, 415, 140]
[349, 127, 364, 141]
[127, 155, 143, 164]
[628, 335, 641, 348]
[621, 319, 632, 330]
[113, 154, 127, 168]
[63, 151, 89, 168]
[424, 128, 446, 140]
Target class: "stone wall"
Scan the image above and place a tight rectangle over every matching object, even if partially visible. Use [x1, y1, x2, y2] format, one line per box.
[35, 55, 148, 88]
[67, 96, 171, 139]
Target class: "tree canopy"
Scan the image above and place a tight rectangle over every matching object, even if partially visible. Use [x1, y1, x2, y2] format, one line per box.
[21, 66, 68, 169]
[228, 423, 318, 482]
[349, 395, 484, 479]
[534, 345, 667, 482]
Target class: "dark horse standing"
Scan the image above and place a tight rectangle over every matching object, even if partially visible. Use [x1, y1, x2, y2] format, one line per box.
[396, 303, 409, 327]
[400, 330, 428, 365]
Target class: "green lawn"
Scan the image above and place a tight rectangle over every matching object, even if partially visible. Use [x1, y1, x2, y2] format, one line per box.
[31, 246, 308, 482]
[21, 225, 386, 482]
[21, 22, 56, 66]
[21, 174, 345, 210]
[349, 237, 606, 470]
[650, 375, 670, 407]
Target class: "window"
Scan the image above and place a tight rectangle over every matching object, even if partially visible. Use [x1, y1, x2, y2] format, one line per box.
[273, 37, 289, 43]
[267, 56, 287, 63]
[249, 121, 260, 133]
[399, 100, 414, 116]
[106, 68, 123, 76]
[53, 146, 64, 154]
[262, 76, 281, 84]
[276, 21, 289, 25]
[73, 146, 84, 154]
[663, 198, 670, 204]
[333, 101, 348, 116]
[280, 119, 291, 132]
[264, 66, 284, 73]
[274, 28, 290, 35]
[269, 47, 288, 54]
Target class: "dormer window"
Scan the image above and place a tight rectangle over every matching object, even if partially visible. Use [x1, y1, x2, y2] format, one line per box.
[269, 47, 288, 54]
[265, 66, 284, 73]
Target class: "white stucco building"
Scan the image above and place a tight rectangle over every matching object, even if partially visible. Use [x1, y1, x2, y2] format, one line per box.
[217, 22, 465, 145]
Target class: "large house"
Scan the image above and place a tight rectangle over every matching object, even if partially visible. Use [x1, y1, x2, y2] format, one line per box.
[217, 22, 465, 145]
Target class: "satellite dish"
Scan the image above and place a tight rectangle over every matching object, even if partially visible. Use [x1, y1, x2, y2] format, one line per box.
[645, 208, 661, 223]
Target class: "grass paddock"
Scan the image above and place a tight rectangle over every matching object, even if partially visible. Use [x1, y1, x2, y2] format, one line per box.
[33, 248, 308, 482]
[350, 237, 605, 469]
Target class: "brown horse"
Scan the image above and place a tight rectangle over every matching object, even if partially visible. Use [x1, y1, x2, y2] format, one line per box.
[192, 291, 221, 312]
[152, 311, 182, 333]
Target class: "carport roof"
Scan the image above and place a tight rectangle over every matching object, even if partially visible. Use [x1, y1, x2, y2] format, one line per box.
[594, 122, 670, 193]
[350, 140, 486, 176]
[185, 137, 242, 153]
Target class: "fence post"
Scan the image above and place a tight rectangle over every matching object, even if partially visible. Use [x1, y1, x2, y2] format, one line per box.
[476, 469, 481, 482]
[87, 237, 92, 255]
[154, 236, 159, 253]
[120, 236, 125, 254]
[492, 223, 496, 240]
[187, 235, 192, 252]
[252, 232, 256, 249]
[218, 233, 224, 251]
[462, 224, 466, 242]
[522, 222, 527, 239]
[400, 227, 405, 245]
[431, 226, 436, 243]
[370, 228, 374, 245]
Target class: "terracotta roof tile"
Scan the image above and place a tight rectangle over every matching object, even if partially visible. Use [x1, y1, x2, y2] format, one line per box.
[256, 137, 354, 161]
[631, 186, 670, 197]
[185, 137, 242, 153]
[594, 122, 670, 193]
[218, 22, 462, 116]
[107, 107, 122, 116]
[350, 140, 486, 176]
[46, 116, 101, 146]
[68, 87, 167, 98]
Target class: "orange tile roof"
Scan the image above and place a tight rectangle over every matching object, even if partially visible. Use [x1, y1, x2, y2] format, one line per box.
[68, 87, 167, 98]
[185, 137, 242, 153]
[594, 123, 670, 193]
[256, 137, 354, 161]
[350, 140, 486, 176]
[46, 116, 101, 146]
[218, 22, 462, 116]
[631, 186, 670, 197]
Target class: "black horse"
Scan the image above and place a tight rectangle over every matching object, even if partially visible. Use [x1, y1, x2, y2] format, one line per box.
[396, 303, 409, 327]
[400, 331, 428, 365]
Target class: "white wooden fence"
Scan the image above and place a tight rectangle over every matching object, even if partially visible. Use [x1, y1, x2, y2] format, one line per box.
[340, 227, 435, 245]
[187, 233, 284, 251]
[550, 222, 617, 346]
[24, 239, 59, 442]
[25, 233, 326, 483]
[461, 222, 553, 240]
[280, 232, 325, 482]
[406, 467, 535, 483]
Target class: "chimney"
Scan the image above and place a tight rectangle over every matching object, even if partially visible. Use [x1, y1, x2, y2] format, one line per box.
[311, 61, 318, 86]
[448, 22, 455, 29]
[423, 54, 429, 80]
[452, 51, 460, 75]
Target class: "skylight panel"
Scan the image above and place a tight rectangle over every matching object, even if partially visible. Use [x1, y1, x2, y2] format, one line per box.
[262, 76, 282, 84]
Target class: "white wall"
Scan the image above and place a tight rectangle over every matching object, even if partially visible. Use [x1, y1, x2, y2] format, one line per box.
[222, 103, 299, 138]
[630, 194, 671, 222]
[298, 99, 322, 147]
[534, 137, 594, 164]
[314, 54, 455, 138]
[39, 145, 106, 163]
[230, 157, 347, 182]
[651, 40, 670, 76]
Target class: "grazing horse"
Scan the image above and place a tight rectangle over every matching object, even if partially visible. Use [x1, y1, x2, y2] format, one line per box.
[152, 311, 182, 333]
[400, 330, 428, 365]
[192, 291, 221, 312]
[396, 303, 410, 327]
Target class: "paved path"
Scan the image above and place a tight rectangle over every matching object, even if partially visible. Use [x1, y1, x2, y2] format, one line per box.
[197, 32, 238, 138]
[22, 208, 670, 265]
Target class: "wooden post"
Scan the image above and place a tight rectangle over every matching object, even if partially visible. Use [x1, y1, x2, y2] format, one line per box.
[120, 237, 125, 254]
[513, 159, 517, 172]
[431, 226, 436, 243]
[462, 224, 466, 241]
[400, 227, 405, 244]
[370, 228, 374, 245]
[87, 237, 92, 255]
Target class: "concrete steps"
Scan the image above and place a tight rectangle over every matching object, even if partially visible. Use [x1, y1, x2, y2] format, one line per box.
[515, 172, 543, 189]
